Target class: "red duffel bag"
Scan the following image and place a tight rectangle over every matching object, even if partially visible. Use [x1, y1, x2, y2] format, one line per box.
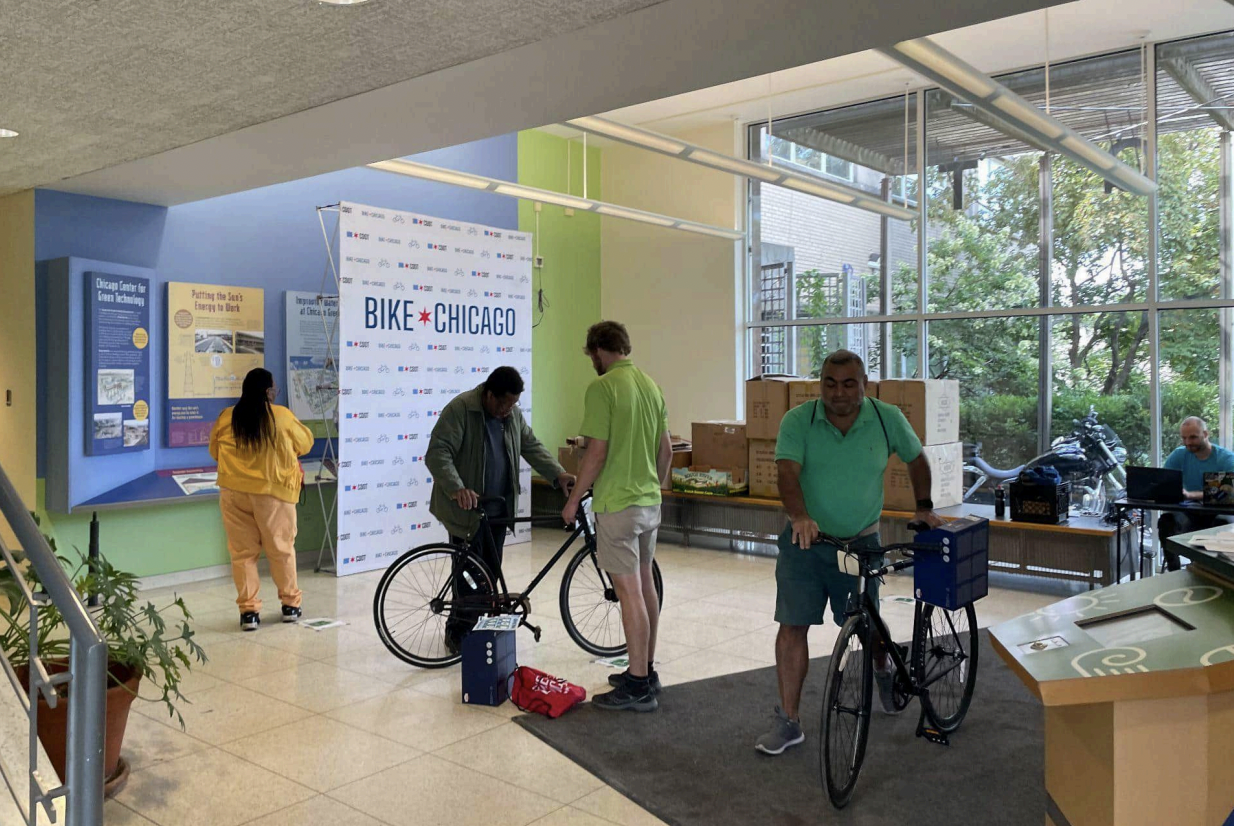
[508, 665, 587, 718]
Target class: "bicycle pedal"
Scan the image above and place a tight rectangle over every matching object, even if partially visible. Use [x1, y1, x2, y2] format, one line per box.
[916, 716, 950, 747]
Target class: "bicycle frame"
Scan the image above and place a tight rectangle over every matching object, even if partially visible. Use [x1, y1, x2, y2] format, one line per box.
[842, 548, 966, 695]
[429, 503, 603, 617]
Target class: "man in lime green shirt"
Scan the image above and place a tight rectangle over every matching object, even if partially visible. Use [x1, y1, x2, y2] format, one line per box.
[562, 321, 672, 712]
[755, 350, 942, 756]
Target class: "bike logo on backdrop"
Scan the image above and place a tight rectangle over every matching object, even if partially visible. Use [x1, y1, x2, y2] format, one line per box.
[392, 215, 405, 224]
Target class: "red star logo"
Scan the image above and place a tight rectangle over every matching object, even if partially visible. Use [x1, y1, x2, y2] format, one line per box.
[418, 309, 432, 325]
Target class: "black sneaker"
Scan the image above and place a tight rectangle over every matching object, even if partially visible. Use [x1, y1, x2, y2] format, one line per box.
[281, 605, 302, 623]
[240, 611, 260, 632]
[607, 669, 661, 694]
[592, 679, 658, 712]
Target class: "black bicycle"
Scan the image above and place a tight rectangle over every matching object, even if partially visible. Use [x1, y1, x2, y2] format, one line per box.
[373, 494, 663, 668]
[821, 525, 979, 809]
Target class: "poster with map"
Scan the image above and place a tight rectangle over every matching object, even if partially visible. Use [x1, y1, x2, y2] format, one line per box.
[285, 291, 339, 437]
[165, 282, 264, 447]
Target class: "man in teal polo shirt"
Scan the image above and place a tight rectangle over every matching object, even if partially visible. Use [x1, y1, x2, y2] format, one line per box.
[1159, 416, 1234, 570]
[755, 350, 942, 755]
[562, 320, 672, 712]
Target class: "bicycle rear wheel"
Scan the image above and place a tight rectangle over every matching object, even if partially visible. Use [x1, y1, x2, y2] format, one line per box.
[913, 602, 979, 733]
[559, 546, 663, 657]
[821, 613, 873, 809]
[373, 543, 496, 668]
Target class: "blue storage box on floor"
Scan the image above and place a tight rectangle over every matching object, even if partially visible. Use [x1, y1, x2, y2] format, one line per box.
[913, 516, 990, 610]
[462, 628, 517, 706]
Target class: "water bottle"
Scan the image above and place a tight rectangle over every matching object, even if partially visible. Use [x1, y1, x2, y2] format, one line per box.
[994, 485, 1006, 519]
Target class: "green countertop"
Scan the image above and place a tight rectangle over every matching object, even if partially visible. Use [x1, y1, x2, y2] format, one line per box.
[989, 563, 1234, 706]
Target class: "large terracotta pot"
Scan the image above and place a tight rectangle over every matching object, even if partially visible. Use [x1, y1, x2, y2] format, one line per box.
[16, 660, 141, 797]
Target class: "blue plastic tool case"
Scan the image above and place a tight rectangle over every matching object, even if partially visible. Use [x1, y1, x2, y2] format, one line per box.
[912, 516, 990, 610]
[461, 629, 517, 706]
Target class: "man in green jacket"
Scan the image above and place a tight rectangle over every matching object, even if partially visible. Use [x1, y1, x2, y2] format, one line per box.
[427, 366, 574, 650]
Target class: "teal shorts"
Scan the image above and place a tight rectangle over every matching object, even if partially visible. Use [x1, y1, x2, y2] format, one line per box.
[774, 525, 882, 627]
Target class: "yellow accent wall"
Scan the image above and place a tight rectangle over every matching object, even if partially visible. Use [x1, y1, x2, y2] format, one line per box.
[600, 123, 745, 436]
[0, 190, 36, 519]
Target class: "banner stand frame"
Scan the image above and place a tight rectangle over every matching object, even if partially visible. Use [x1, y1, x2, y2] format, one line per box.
[312, 204, 342, 573]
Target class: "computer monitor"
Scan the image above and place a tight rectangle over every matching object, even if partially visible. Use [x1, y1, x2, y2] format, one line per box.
[1126, 466, 1184, 504]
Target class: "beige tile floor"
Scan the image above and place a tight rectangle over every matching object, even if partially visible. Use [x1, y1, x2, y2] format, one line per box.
[106, 531, 1057, 825]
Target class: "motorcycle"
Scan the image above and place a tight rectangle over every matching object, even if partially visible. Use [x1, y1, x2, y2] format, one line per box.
[963, 407, 1128, 516]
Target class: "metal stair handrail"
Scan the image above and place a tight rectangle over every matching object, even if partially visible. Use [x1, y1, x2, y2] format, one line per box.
[0, 460, 105, 825]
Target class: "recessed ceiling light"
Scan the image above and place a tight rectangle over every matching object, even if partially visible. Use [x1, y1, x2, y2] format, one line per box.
[317, 0, 372, 5]
[0, 129, 17, 138]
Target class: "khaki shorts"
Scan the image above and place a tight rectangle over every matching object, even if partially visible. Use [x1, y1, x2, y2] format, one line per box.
[594, 505, 661, 576]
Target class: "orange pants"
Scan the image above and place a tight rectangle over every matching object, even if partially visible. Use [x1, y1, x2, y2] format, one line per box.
[219, 488, 302, 613]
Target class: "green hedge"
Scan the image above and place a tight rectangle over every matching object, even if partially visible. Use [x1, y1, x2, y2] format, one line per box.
[960, 381, 1218, 469]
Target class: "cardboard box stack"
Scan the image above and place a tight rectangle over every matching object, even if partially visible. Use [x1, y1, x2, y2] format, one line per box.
[674, 421, 748, 496]
[663, 436, 693, 491]
[748, 438, 779, 498]
[877, 379, 962, 510]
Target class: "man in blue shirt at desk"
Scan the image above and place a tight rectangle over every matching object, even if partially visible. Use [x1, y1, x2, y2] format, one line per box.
[1159, 416, 1234, 571]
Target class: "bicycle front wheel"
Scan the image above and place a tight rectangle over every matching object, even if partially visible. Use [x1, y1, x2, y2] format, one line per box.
[373, 543, 496, 669]
[559, 546, 663, 657]
[913, 602, 978, 733]
[821, 613, 873, 810]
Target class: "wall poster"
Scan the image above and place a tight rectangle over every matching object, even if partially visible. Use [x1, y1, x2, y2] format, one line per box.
[285, 291, 339, 436]
[165, 282, 265, 447]
[335, 201, 533, 576]
[85, 271, 152, 455]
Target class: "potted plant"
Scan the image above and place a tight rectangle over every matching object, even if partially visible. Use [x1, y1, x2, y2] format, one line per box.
[0, 520, 207, 797]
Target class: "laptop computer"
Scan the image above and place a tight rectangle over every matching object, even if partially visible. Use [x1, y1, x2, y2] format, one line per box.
[1126, 466, 1184, 504]
[1202, 472, 1234, 505]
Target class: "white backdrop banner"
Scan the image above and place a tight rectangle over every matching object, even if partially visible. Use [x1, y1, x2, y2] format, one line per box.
[336, 201, 534, 577]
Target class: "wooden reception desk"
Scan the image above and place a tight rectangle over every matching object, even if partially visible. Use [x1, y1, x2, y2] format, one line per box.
[990, 528, 1234, 826]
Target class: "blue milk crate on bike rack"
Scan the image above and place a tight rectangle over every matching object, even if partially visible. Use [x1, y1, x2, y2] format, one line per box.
[912, 517, 990, 610]
[461, 628, 517, 706]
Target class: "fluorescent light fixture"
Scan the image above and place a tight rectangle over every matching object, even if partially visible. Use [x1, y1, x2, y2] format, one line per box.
[317, 0, 373, 5]
[368, 158, 742, 240]
[566, 116, 915, 221]
[1060, 136, 1119, 171]
[781, 177, 856, 203]
[493, 183, 593, 210]
[569, 116, 688, 155]
[0, 128, 16, 138]
[991, 95, 1065, 140]
[368, 159, 489, 189]
[882, 37, 1156, 197]
[893, 39, 998, 98]
[594, 204, 676, 227]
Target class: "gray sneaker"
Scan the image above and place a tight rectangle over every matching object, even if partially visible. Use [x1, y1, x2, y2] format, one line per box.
[754, 706, 805, 755]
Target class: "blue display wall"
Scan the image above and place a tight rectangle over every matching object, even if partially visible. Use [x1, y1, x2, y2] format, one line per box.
[37, 135, 518, 511]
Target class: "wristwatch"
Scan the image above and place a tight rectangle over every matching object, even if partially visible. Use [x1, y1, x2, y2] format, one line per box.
[916, 498, 934, 510]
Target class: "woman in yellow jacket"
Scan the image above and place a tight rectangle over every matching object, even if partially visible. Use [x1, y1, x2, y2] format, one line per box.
[209, 368, 314, 631]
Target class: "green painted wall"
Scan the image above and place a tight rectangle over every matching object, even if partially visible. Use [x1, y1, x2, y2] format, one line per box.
[519, 130, 603, 455]
[35, 480, 331, 579]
